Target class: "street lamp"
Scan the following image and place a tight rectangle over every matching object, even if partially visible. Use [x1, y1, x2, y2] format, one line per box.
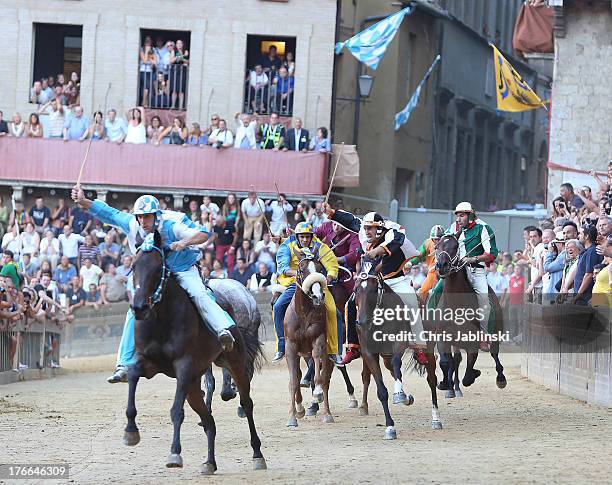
[358, 74, 374, 99]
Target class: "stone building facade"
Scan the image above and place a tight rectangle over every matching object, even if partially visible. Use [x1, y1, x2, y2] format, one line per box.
[547, 0, 612, 205]
[0, 0, 337, 131]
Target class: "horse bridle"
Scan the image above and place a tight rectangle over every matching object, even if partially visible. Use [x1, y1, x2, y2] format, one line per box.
[355, 261, 385, 308]
[436, 234, 470, 277]
[135, 243, 169, 307]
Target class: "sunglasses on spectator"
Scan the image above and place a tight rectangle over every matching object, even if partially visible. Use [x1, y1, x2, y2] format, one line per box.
[211, 117, 219, 121]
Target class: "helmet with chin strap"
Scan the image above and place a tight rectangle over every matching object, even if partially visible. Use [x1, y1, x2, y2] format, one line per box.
[294, 222, 315, 247]
[133, 195, 162, 228]
[454, 201, 476, 222]
[362, 212, 386, 240]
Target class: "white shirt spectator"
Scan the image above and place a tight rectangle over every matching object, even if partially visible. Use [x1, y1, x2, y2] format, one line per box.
[531, 242, 546, 289]
[1, 232, 21, 257]
[249, 71, 269, 89]
[268, 200, 293, 234]
[254, 239, 277, 265]
[40, 237, 60, 257]
[234, 118, 257, 149]
[58, 233, 85, 259]
[487, 269, 508, 294]
[241, 198, 265, 218]
[105, 117, 128, 142]
[80, 263, 103, 289]
[200, 202, 220, 220]
[209, 128, 233, 147]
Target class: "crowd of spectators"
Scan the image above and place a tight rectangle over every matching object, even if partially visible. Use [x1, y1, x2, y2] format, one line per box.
[0, 101, 332, 153]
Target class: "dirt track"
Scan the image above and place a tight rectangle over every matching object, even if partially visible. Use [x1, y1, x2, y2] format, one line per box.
[1, 349, 611, 484]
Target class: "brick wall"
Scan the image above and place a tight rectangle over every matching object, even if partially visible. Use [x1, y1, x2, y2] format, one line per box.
[547, 4, 612, 203]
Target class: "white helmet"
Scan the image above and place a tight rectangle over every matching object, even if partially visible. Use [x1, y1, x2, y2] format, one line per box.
[133, 195, 161, 227]
[362, 212, 385, 227]
[454, 201, 475, 214]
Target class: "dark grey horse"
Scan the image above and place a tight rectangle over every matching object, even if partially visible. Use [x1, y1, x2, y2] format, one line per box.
[202, 279, 263, 418]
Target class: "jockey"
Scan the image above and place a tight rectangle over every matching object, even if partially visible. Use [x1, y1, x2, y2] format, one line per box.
[322, 203, 429, 364]
[314, 221, 361, 365]
[71, 187, 236, 383]
[432, 201, 498, 350]
[272, 221, 343, 366]
[405, 225, 444, 297]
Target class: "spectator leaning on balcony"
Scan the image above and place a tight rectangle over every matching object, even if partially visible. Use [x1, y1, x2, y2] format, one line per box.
[147, 115, 165, 144]
[63, 105, 89, 141]
[208, 119, 233, 149]
[310, 127, 332, 153]
[234, 112, 257, 149]
[272, 66, 294, 114]
[187, 122, 207, 146]
[0, 110, 8, 136]
[9, 112, 25, 137]
[259, 112, 285, 150]
[283, 117, 309, 152]
[247, 64, 269, 114]
[39, 98, 65, 139]
[160, 117, 188, 145]
[85, 111, 105, 141]
[25, 113, 44, 138]
[125, 106, 146, 144]
[104, 109, 127, 143]
[241, 191, 265, 243]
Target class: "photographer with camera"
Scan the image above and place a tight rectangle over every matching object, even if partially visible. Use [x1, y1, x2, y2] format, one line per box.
[207, 119, 233, 149]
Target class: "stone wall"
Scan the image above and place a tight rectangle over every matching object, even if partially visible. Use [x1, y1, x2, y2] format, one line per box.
[547, 3, 612, 203]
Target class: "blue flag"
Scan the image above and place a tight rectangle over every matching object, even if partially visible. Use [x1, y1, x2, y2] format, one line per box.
[394, 54, 441, 130]
[335, 7, 413, 70]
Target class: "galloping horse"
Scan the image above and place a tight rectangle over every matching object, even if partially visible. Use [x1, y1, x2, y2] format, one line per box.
[354, 258, 441, 439]
[434, 234, 507, 398]
[202, 278, 263, 418]
[124, 231, 266, 475]
[284, 248, 335, 427]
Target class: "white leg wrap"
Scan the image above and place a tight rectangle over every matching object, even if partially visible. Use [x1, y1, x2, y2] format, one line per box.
[394, 379, 403, 394]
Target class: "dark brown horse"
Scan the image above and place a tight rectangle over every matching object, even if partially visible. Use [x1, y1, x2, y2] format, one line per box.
[124, 231, 266, 475]
[354, 257, 441, 439]
[284, 249, 334, 427]
[434, 234, 507, 397]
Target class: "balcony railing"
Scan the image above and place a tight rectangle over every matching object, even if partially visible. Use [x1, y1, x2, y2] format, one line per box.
[139, 64, 189, 110]
[243, 68, 294, 116]
[0, 137, 328, 196]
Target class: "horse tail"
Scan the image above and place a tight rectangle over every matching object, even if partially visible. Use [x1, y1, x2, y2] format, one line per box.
[241, 307, 266, 380]
[404, 350, 427, 377]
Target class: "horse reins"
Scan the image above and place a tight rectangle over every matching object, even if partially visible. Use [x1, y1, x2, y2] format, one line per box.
[437, 232, 495, 276]
[135, 244, 169, 307]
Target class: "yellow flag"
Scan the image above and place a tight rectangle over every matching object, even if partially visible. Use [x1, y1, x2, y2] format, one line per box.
[491, 44, 545, 112]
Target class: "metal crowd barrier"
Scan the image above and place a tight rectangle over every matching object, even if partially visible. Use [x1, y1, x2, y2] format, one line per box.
[243, 68, 294, 116]
[0, 320, 63, 374]
[138, 64, 189, 110]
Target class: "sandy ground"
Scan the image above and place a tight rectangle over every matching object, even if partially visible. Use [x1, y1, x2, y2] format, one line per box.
[1, 346, 611, 485]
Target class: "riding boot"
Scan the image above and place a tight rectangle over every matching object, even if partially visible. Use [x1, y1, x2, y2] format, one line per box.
[300, 359, 314, 387]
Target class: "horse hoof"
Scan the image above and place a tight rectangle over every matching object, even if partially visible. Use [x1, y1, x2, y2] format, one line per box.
[455, 388, 464, 398]
[296, 405, 306, 419]
[237, 406, 246, 418]
[313, 385, 324, 403]
[322, 414, 334, 424]
[287, 417, 298, 427]
[432, 420, 443, 430]
[166, 453, 183, 468]
[253, 457, 267, 471]
[437, 380, 450, 391]
[348, 397, 358, 409]
[221, 389, 237, 401]
[496, 377, 507, 389]
[383, 426, 397, 440]
[462, 369, 481, 387]
[305, 405, 318, 417]
[123, 430, 140, 447]
[358, 406, 369, 416]
[201, 462, 217, 475]
[445, 389, 456, 399]
[299, 377, 311, 388]
[393, 391, 411, 405]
